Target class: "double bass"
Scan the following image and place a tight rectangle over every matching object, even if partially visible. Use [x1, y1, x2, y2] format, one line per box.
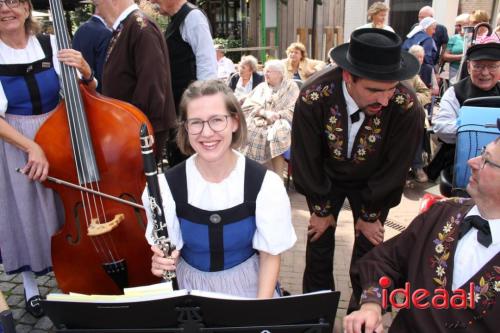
[34, 0, 158, 294]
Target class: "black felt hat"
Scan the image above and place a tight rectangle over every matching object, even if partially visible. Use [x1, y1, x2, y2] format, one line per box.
[466, 42, 500, 61]
[330, 28, 420, 81]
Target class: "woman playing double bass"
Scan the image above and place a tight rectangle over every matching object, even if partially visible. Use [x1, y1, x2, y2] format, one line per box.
[0, 0, 95, 318]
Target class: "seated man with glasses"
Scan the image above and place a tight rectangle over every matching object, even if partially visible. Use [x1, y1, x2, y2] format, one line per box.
[427, 42, 500, 181]
[344, 136, 500, 333]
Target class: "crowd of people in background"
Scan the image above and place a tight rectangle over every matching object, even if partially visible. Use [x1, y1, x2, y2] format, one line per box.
[1, 1, 499, 332]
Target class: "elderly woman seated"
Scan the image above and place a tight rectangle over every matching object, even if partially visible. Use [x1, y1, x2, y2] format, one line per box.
[282, 42, 325, 81]
[241, 60, 300, 179]
[228, 55, 264, 103]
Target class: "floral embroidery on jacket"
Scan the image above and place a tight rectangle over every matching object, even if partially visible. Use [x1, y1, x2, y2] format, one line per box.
[134, 12, 148, 29]
[360, 209, 381, 222]
[301, 83, 335, 105]
[391, 87, 414, 111]
[430, 202, 498, 327]
[325, 105, 345, 161]
[312, 201, 332, 217]
[352, 114, 382, 163]
[430, 212, 462, 288]
[360, 286, 382, 304]
[471, 269, 498, 307]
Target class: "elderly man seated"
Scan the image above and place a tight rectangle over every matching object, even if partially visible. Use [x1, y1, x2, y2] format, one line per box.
[427, 42, 500, 180]
[344, 136, 500, 333]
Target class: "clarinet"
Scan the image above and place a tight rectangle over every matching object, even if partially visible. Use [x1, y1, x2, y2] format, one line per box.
[140, 124, 177, 286]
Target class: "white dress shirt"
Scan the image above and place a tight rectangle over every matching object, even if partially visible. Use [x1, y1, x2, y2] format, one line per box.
[432, 86, 460, 144]
[234, 76, 253, 100]
[217, 56, 235, 80]
[342, 81, 365, 158]
[452, 205, 500, 290]
[180, 10, 218, 80]
[111, 4, 139, 30]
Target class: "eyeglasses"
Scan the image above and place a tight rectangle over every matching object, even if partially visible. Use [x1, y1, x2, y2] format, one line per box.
[0, 0, 21, 9]
[184, 115, 230, 135]
[471, 63, 500, 72]
[479, 146, 500, 170]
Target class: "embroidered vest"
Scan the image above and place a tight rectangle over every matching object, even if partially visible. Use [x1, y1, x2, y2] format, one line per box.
[165, 158, 266, 272]
[0, 34, 59, 116]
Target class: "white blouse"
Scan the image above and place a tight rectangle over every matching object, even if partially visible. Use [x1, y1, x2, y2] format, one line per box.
[0, 35, 61, 117]
[234, 76, 253, 100]
[143, 151, 297, 255]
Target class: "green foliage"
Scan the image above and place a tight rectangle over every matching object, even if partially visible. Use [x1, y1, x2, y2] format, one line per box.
[138, 0, 170, 30]
[213, 37, 242, 63]
[69, 3, 93, 33]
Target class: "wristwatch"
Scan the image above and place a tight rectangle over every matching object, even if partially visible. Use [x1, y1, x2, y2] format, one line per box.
[81, 70, 94, 85]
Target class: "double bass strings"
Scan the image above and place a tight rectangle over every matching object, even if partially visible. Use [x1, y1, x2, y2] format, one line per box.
[49, 0, 119, 263]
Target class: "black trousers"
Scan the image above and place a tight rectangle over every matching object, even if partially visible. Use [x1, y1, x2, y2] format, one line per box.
[302, 190, 389, 313]
[425, 142, 456, 181]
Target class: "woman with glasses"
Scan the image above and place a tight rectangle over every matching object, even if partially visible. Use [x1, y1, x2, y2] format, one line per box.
[240, 60, 299, 180]
[0, 0, 95, 318]
[146, 80, 296, 298]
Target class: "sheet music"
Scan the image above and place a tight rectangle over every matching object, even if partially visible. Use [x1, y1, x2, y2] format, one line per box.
[189, 289, 253, 300]
[46, 283, 333, 304]
[46, 282, 183, 303]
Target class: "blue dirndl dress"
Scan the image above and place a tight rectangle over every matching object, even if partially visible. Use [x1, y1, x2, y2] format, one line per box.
[0, 34, 63, 275]
[164, 157, 279, 297]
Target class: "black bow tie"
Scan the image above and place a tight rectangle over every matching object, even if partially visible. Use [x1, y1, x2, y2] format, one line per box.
[458, 215, 492, 247]
[350, 110, 361, 123]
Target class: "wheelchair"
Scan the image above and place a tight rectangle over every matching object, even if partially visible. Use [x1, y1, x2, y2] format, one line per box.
[439, 97, 500, 198]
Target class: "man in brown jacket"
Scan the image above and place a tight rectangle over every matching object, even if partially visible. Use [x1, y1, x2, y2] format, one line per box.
[95, 0, 176, 155]
[344, 137, 500, 333]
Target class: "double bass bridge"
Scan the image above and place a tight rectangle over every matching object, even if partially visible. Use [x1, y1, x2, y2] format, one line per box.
[87, 213, 125, 236]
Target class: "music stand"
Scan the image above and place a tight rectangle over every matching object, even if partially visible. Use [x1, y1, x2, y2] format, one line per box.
[42, 290, 340, 333]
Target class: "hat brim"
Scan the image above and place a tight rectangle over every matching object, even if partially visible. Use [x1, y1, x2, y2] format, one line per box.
[330, 43, 420, 81]
[466, 43, 500, 61]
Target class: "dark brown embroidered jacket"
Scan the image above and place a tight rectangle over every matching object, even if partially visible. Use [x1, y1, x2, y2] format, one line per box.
[291, 67, 424, 220]
[354, 199, 499, 332]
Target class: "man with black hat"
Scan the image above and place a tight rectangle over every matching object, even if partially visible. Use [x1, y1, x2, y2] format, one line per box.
[344, 136, 500, 333]
[433, 42, 500, 150]
[291, 28, 424, 311]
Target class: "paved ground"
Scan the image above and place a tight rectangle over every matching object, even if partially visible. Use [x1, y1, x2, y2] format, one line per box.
[0, 179, 439, 333]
